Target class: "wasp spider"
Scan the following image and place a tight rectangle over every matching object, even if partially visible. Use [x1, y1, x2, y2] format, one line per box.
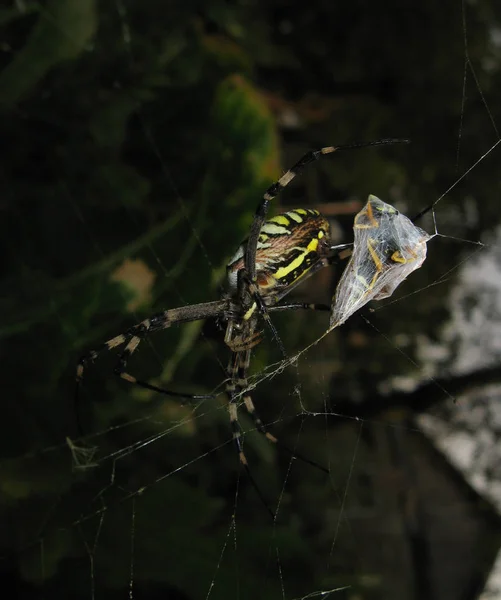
[77, 138, 423, 500]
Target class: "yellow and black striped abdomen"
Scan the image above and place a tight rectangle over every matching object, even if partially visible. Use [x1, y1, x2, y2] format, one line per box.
[227, 208, 332, 299]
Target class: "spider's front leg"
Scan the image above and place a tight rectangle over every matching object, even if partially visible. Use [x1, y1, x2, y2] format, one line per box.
[76, 301, 227, 400]
[76, 319, 148, 384]
[76, 314, 184, 397]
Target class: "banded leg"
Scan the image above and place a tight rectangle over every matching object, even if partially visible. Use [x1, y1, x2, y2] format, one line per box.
[226, 349, 275, 518]
[112, 319, 214, 399]
[245, 139, 408, 282]
[226, 347, 277, 459]
[229, 349, 329, 476]
[226, 351, 247, 465]
[233, 268, 286, 359]
[237, 348, 276, 444]
[246, 277, 287, 358]
[77, 300, 226, 399]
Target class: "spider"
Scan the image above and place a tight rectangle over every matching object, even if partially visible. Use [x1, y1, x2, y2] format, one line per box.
[77, 138, 426, 496]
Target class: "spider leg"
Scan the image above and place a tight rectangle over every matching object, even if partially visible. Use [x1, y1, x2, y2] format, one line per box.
[226, 351, 248, 465]
[237, 348, 276, 443]
[237, 349, 329, 475]
[267, 302, 331, 313]
[77, 300, 227, 399]
[226, 349, 274, 518]
[113, 322, 213, 400]
[226, 338, 328, 517]
[246, 279, 287, 358]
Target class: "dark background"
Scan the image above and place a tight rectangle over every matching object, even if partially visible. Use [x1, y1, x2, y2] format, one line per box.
[1, 1, 501, 599]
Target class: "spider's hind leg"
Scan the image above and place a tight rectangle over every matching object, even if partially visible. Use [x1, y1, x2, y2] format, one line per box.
[226, 351, 249, 466]
[237, 349, 329, 475]
[226, 348, 276, 464]
[226, 349, 275, 518]
[231, 349, 278, 452]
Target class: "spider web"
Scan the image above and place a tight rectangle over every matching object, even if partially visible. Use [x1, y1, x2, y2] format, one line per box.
[2, 1, 501, 600]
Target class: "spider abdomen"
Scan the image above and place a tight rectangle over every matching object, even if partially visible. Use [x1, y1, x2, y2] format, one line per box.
[227, 208, 331, 299]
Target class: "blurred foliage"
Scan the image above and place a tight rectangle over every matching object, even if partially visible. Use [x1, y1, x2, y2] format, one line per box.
[1, 0, 501, 599]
